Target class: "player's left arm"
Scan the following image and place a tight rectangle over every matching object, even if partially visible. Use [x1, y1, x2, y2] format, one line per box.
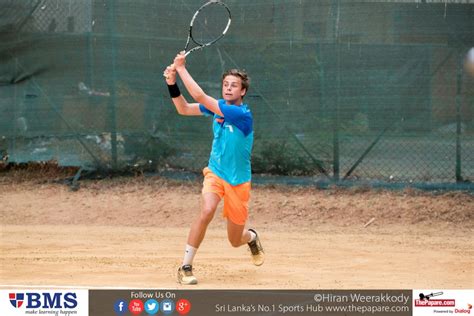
[164, 64, 202, 116]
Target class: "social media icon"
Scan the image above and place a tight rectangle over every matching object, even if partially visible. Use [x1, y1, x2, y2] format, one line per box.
[161, 299, 175, 315]
[114, 299, 128, 314]
[144, 299, 159, 315]
[176, 299, 191, 315]
[129, 299, 144, 315]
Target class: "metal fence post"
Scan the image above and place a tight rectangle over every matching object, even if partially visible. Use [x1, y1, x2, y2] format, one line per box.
[331, 0, 341, 182]
[107, 0, 118, 169]
[455, 50, 464, 182]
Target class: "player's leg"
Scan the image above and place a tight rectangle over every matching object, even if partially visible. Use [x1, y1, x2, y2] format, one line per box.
[187, 192, 221, 248]
[226, 219, 264, 266]
[223, 181, 265, 266]
[178, 168, 224, 285]
[226, 219, 249, 247]
[178, 192, 220, 285]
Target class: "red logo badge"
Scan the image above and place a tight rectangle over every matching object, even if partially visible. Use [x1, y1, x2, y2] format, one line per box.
[129, 299, 144, 315]
[176, 298, 191, 315]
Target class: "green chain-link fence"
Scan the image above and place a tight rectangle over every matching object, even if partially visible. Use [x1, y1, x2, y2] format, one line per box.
[1, 0, 473, 187]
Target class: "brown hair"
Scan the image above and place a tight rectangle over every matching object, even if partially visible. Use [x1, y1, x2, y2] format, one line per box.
[222, 69, 250, 94]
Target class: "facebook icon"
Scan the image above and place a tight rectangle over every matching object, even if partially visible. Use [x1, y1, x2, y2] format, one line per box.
[114, 299, 128, 314]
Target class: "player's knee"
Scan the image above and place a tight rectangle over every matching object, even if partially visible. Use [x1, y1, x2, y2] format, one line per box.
[200, 206, 215, 224]
[228, 237, 241, 248]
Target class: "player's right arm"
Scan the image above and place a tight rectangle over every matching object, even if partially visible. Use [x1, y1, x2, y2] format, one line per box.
[173, 52, 224, 117]
[164, 64, 202, 116]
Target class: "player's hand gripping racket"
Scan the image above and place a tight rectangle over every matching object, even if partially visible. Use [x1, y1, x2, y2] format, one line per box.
[183, 0, 231, 56]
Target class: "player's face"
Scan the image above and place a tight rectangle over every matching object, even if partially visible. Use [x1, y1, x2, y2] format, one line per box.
[222, 75, 246, 104]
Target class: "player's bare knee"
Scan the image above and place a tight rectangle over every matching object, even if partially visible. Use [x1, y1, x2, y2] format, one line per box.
[228, 238, 241, 248]
[199, 206, 215, 224]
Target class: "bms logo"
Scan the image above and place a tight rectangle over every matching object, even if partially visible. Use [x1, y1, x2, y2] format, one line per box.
[8, 292, 78, 309]
[9, 293, 24, 308]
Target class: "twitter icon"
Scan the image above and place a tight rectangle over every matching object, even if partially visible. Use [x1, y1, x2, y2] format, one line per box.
[144, 299, 159, 315]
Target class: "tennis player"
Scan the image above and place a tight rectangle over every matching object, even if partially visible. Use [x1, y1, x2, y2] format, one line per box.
[164, 52, 264, 285]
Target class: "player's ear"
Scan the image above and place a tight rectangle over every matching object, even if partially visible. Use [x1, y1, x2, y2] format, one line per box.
[240, 88, 247, 97]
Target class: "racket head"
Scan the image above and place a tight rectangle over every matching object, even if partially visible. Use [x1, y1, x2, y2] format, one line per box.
[185, 1, 231, 55]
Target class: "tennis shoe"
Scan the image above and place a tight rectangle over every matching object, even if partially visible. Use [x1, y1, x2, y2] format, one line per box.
[177, 264, 198, 285]
[247, 229, 265, 266]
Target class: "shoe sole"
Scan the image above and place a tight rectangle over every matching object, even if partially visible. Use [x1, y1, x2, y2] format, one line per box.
[178, 279, 198, 285]
[253, 260, 264, 266]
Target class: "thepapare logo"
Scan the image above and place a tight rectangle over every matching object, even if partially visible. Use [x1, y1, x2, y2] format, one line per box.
[8, 292, 78, 309]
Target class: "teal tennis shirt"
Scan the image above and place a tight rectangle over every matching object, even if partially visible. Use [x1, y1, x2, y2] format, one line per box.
[199, 99, 253, 185]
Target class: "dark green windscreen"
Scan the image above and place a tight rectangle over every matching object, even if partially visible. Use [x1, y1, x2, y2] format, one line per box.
[1, 0, 473, 185]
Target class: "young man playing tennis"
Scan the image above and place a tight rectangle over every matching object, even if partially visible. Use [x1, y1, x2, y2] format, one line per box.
[164, 52, 264, 285]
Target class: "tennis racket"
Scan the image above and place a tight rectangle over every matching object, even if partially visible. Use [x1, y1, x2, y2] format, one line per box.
[164, 1, 231, 80]
[183, 1, 231, 56]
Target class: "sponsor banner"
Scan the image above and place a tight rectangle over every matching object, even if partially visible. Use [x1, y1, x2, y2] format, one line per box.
[90, 289, 411, 315]
[413, 290, 473, 316]
[0, 289, 88, 316]
[3, 289, 470, 315]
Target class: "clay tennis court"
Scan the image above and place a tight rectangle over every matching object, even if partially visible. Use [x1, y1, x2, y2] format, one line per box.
[0, 166, 472, 289]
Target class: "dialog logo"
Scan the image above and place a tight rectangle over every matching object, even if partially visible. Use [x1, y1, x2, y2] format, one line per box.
[114, 299, 128, 314]
[9, 293, 25, 308]
[455, 304, 472, 314]
[144, 299, 159, 315]
[129, 299, 144, 315]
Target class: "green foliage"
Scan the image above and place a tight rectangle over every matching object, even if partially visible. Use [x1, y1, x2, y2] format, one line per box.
[123, 134, 177, 169]
[252, 141, 321, 176]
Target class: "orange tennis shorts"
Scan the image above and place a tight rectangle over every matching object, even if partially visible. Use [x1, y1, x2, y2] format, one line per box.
[202, 167, 251, 225]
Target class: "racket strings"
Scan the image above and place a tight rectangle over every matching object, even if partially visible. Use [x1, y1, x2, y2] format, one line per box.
[191, 4, 230, 46]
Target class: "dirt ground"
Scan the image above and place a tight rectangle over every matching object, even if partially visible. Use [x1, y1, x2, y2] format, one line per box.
[0, 164, 473, 289]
